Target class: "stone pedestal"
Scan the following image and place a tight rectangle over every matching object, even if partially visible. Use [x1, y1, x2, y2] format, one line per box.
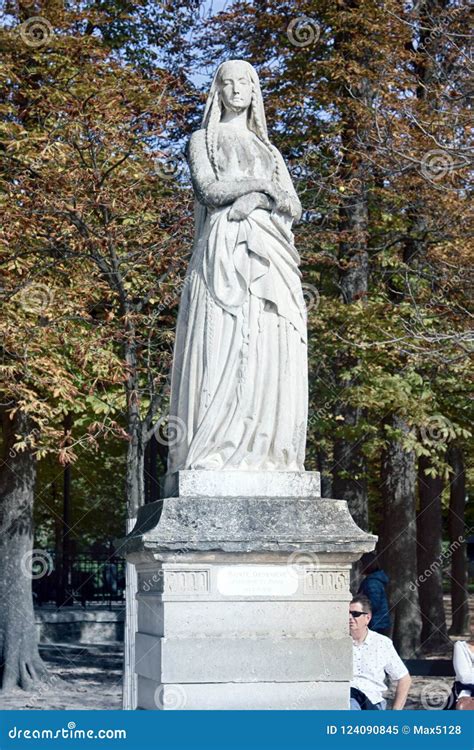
[118, 470, 375, 710]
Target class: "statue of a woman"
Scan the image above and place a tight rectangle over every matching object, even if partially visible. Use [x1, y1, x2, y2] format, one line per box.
[167, 59, 308, 473]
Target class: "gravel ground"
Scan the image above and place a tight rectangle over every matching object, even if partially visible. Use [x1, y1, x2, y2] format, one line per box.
[0, 596, 469, 710]
[386, 675, 453, 711]
[0, 643, 456, 711]
[0, 643, 123, 710]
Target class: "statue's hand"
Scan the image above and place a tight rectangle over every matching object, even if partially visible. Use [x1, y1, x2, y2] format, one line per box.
[272, 189, 294, 216]
[228, 192, 270, 221]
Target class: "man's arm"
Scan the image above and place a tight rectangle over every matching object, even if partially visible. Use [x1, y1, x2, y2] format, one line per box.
[392, 673, 412, 709]
[385, 638, 411, 710]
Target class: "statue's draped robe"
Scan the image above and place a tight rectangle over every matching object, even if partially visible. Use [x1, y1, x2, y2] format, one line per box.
[168, 126, 308, 472]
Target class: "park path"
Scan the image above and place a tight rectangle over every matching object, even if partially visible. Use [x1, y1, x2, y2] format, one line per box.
[0, 642, 454, 711]
[0, 643, 122, 710]
[0, 596, 470, 710]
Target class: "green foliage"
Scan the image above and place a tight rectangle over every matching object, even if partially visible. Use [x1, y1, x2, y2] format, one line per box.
[1, 0, 471, 548]
[34, 440, 126, 552]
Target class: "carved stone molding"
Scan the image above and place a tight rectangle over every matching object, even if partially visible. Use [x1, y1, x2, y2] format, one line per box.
[164, 569, 210, 594]
[303, 570, 349, 594]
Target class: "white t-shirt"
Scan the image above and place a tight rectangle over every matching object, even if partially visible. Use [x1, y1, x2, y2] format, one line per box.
[453, 640, 474, 694]
[351, 629, 409, 705]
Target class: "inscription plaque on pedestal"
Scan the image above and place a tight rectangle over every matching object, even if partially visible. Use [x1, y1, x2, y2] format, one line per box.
[217, 566, 299, 597]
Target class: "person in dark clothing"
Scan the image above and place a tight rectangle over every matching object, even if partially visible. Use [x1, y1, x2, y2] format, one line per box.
[357, 552, 391, 636]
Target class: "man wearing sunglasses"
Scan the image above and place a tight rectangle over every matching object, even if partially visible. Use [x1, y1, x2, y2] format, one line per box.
[349, 595, 411, 710]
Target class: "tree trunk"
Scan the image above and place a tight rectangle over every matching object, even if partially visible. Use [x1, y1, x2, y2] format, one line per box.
[144, 434, 160, 504]
[379, 415, 421, 658]
[332, 403, 368, 530]
[121, 412, 144, 710]
[122, 332, 145, 710]
[58, 413, 73, 607]
[0, 409, 48, 690]
[331, 2, 370, 531]
[416, 455, 448, 651]
[332, 175, 369, 530]
[125, 410, 145, 519]
[447, 444, 469, 635]
[123, 326, 146, 519]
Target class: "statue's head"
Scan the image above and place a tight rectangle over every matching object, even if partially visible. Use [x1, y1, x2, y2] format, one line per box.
[202, 60, 272, 179]
[216, 60, 253, 115]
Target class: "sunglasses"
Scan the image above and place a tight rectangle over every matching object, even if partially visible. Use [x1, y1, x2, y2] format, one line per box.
[349, 611, 369, 618]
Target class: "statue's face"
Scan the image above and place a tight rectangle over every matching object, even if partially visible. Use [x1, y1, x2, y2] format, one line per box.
[218, 62, 252, 114]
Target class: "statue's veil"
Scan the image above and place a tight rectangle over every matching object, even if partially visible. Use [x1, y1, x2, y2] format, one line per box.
[201, 60, 268, 140]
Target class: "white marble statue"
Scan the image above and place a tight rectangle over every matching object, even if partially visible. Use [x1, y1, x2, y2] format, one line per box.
[167, 59, 308, 473]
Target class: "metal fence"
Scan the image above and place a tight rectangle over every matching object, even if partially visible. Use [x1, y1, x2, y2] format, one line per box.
[33, 554, 126, 608]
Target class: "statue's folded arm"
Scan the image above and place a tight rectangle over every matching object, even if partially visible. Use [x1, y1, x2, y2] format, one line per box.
[187, 129, 278, 210]
[271, 146, 303, 222]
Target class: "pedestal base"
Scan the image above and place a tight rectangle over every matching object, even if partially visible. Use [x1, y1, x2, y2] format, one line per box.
[160, 469, 321, 500]
[118, 471, 376, 710]
[138, 678, 348, 710]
